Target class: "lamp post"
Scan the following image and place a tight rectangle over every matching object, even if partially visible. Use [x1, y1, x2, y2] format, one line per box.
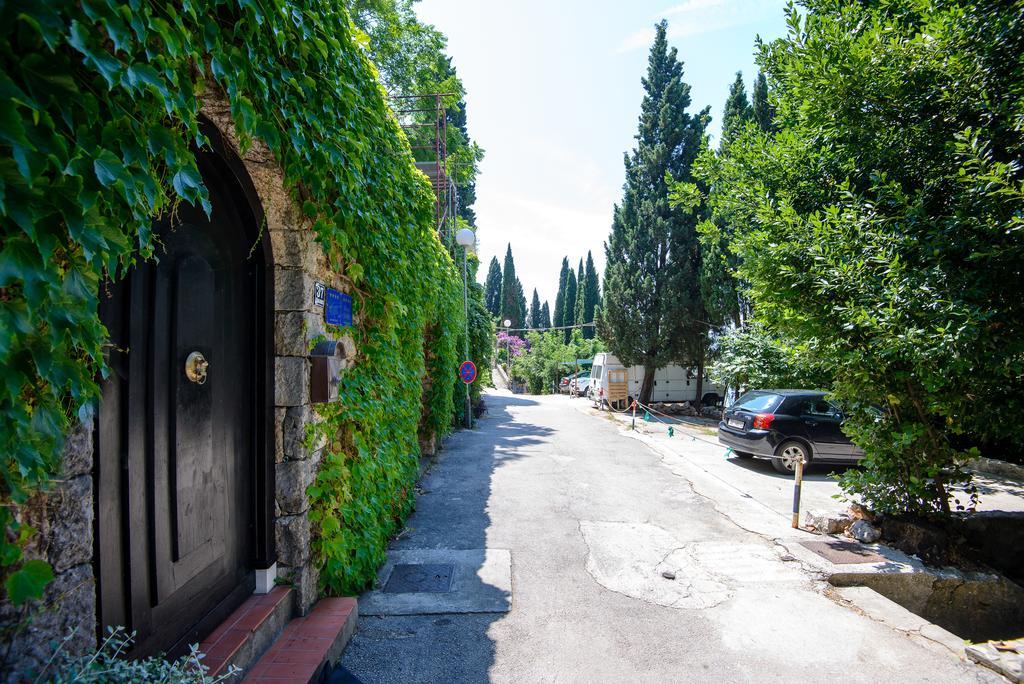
[502, 318, 512, 393]
[455, 228, 476, 428]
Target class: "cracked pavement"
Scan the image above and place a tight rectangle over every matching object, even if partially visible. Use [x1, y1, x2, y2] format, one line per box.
[340, 391, 998, 683]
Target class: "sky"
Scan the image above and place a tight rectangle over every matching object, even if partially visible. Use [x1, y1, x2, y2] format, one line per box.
[415, 0, 791, 309]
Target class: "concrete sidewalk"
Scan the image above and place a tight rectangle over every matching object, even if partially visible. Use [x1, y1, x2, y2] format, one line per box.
[589, 400, 1024, 523]
[340, 391, 998, 683]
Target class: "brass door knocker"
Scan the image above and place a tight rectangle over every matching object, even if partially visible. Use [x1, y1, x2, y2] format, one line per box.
[185, 351, 209, 385]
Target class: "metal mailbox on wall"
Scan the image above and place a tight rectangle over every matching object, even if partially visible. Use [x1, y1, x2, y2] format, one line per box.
[310, 340, 347, 403]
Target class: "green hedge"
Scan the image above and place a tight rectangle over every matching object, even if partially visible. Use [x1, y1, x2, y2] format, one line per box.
[0, 0, 463, 601]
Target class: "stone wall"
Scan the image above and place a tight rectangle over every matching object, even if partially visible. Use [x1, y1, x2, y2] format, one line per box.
[0, 422, 96, 679]
[199, 93, 354, 614]
[0, 90, 355, 677]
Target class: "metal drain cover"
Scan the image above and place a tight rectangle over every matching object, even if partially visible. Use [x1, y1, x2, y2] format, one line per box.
[383, 564, 455, 593]
[799, 539, 887, 564]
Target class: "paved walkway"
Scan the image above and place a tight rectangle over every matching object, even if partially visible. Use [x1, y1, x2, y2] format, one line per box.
[340, 391, 997, 683]
[596, 401, 1024, 525]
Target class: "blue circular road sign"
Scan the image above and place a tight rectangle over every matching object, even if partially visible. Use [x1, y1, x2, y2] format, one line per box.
[459, 360, 477, 384]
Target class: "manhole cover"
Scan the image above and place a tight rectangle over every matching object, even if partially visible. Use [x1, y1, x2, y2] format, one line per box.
[383, 564, 455, 593]
[799, 540, 887, 564]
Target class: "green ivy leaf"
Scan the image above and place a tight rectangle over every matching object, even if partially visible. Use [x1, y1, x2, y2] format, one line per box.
[93, 151, 127, 188]
[5, 560, 53, 606]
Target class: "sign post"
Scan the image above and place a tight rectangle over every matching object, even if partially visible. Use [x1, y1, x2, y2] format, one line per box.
[459, 361, 477, 385]
[459, 361, 476, 429]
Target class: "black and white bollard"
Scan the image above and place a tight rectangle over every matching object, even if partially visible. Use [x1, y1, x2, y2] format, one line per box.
[791, 456, 805, 529]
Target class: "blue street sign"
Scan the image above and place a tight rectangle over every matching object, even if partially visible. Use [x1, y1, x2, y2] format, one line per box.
[459, 361, 477, 384]
[325, 289, 352, 327]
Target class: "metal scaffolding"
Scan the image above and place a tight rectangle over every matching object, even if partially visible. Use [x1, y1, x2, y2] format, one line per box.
[391, 93, 458, 247]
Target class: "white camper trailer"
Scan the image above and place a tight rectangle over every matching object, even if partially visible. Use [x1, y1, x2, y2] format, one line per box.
[590, 352, 723, 406]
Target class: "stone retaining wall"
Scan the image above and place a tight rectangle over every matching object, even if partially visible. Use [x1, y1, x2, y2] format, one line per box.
[0, 90, 355, 676]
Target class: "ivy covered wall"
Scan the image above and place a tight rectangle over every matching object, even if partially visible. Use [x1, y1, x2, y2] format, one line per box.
[0, 0, 463, 608]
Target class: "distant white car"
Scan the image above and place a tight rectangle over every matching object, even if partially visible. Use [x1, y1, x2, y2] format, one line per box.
[572, 374, 591, 396]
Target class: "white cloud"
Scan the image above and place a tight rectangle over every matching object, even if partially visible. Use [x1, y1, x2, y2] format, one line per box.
[616, 0, 780, 54]
[614, 27, 657, 55]
[659, 0, 728, 18]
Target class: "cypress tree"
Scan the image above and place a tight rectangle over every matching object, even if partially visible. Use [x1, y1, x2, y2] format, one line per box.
[529, 288, 542, 328]
[721, 71, 752, 146]
[573, 258, 586, 337]
[516, 279, 527, 330]
[500, 244, 522, 327]
[599, 20, 709, 404]
[541, 301, 551, 329]
[581, 251, 600, 339]
[563, 268, 577, 342]
[552, 257, 569, 328]
[484, 256, 502, 316]
[752, 71, 775, 133]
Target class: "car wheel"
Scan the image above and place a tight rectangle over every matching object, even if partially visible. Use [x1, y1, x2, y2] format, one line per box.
[733, 451, 754, 459]
[771, 441, 810, 474]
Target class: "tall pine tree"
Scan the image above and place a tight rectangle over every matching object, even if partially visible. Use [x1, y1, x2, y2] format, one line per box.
[581, 251, 600, 339]
[529, 289, 542, 328]
[552, 257, 570, 328]
[599, 20, 709, 403]
[515, 279, 527, 330]
[721, 71, 753, 146]
[500, 244, 523, 328]
[573, 258, 586, 337]
[541, 301, 552, 329]
[484, 256, 502, 316]
[752, 71, 775, 133]
[563, 267, 577, 342]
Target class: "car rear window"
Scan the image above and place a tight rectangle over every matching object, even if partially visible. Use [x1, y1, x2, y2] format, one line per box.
[733, 392, 782, 412]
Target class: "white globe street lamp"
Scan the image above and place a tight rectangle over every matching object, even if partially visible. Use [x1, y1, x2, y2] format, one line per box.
[455, 228, 476, 250]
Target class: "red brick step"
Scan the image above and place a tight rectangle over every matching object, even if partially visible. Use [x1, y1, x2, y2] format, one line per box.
[199, 586, 295, 677]
[242, 597, 358, 683]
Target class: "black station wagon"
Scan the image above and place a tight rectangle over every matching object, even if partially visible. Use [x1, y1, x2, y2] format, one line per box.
[717, 390, 863, 474]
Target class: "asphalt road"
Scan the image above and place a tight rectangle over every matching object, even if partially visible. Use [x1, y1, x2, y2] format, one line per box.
[339, 391, 997, 683]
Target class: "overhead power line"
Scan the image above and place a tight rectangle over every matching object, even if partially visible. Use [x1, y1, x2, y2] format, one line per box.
[499, 322, 596, 334]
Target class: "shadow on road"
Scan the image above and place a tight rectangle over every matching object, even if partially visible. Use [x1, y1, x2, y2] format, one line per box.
[725, 454, 854, 482]
[339, 391, 549, 683]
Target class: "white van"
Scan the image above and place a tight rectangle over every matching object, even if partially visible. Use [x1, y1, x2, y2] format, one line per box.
[590, 352, 724, 406]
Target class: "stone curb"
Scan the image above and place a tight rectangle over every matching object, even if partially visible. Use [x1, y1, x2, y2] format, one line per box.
[965, 457, 1024, 482]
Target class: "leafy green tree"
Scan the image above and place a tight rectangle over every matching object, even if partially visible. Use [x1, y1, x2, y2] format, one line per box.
[721, 72, 753, 146]
[347, 0, 447, 96]
[484, 256, 502, 316]
[600, 20, 709, 403]
[715, 0, 1024, 515]
[671, 74, 759, 330]
[515, 330, 604, 394]
[562, 267, 577, 342]
[444, 83, 484, 227]
[751, 71, 774, 133]
[552, 257, 569, 328]
[541, 301, 552, 329]
[455, 267, 495, 418]
[580, 251, 600, 339]
[709, 324, 830, 392]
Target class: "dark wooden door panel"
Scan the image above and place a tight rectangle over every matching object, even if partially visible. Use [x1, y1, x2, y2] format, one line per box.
[96, 143, 263, 659]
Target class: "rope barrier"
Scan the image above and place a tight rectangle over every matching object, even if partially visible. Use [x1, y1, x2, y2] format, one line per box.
[631, 399, 732, 452]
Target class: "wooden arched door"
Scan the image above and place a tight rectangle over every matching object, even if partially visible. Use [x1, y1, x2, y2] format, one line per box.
[95, 136, 270, 658]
